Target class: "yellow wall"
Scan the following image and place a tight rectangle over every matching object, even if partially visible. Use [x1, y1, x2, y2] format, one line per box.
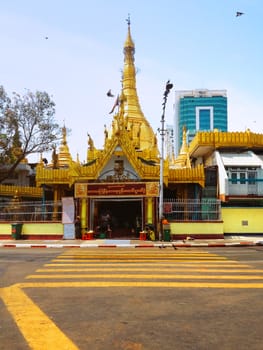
[0, 223, 10, 234]
[22, 223, 63, 235]
[1, 207, 263, 238]
[222, 207, 263, 234]
[0, 223, 63, 236]
[170, 222, 223, 235]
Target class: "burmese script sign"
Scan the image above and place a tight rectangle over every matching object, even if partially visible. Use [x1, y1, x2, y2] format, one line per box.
[75, 182, 159, 198]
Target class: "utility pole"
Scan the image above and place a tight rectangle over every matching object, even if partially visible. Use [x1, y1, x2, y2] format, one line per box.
[158, 80, 173, 240]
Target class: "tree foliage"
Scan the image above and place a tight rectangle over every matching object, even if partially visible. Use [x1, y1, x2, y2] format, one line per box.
[0, 86, 61, 181]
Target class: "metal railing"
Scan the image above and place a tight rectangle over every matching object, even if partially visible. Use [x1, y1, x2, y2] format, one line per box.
[0, 198, 221, 223]
[163, 198, 221, 221]
[0, 200, 62, 222]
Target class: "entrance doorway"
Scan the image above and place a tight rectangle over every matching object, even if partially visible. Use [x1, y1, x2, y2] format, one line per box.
[93, 198, 143, 238]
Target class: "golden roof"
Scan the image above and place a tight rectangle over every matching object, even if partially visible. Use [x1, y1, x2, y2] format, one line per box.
[189, 129, 263, 159]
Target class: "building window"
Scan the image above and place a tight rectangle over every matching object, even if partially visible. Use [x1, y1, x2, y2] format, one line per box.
[199, 109, 211, 129]
[231, 172, 237, 184]
[196, 106, 214, 130]
[240, 172, 246, 184]
[248, 172, 256, 185]
[228, 169, 258, 186]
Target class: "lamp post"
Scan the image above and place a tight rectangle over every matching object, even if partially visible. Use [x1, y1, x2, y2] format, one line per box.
[158, 80, 173, 240]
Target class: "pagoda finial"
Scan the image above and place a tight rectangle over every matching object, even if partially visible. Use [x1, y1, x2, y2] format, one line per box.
[124, 14, 134, 50]
[62, 125, 67, 145]
[126, 14, 131, 26]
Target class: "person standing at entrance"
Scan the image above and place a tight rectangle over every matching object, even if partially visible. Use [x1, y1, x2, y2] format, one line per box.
[101, 212, 112, 232]
[75, 216, 81, 239]
[135, 216, 141, 238]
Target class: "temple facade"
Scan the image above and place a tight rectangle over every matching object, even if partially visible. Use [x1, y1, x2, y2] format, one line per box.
[1, 20, 263, 240]
[35, 20, 205, 239]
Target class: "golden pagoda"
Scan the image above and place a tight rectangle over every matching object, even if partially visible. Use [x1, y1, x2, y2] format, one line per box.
[34, 18, 205, 237]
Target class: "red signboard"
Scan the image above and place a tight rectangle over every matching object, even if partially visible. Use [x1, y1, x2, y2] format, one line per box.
[75, 182, 159, 198]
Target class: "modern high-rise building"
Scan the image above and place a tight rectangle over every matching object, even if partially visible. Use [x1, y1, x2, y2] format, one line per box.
[174, 89, 228, 156]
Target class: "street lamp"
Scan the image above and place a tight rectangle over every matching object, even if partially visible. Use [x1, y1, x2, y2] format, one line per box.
[158, 80, 173, 240]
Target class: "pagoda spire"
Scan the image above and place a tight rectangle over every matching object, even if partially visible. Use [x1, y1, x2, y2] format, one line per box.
[122, 15, 141, 119]
[57, 125, 72, 167]
[173, 126, 191, 168]
[121, 16, 156, 152]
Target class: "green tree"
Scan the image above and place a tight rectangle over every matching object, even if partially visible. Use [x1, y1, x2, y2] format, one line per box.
[0, 86, 61, 182]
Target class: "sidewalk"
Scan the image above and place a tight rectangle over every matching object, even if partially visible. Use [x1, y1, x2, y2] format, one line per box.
[0, 236, 263, 248]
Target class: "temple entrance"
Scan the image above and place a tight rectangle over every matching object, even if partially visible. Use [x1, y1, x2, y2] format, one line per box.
[93, 198, 143, 239]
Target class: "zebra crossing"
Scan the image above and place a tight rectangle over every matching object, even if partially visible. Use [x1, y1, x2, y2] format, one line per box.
[2, 248, 262, 350]
[23, 248, 263, 289]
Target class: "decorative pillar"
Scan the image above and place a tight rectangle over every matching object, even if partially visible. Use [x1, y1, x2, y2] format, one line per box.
[80, 198, 87, 235]
[146, 197, 153, 225]
[52, 185, 59, 220]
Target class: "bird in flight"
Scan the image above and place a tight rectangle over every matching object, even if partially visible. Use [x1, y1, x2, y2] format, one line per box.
[107, 89, 114, 97]
[236, 11, 244, 17]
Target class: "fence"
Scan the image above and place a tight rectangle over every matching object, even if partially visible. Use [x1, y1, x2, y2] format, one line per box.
[0, 200, 62, 222]
[163, 198, 221, 221]
[0, 198, 221, 223]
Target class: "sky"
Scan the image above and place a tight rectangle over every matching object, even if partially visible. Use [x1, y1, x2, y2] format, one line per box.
[0, 0, 263, 163]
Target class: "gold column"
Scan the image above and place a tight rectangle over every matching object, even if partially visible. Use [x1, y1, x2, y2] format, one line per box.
[146, 197, 153, 224]
[86, 199, 89, 230]
[80, 198, 87, 235]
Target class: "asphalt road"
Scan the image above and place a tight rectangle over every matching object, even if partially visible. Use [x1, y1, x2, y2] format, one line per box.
[1, 246, 263, 350]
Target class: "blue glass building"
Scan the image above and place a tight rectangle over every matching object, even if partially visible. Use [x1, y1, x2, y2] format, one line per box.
[174, 89, 228, 155]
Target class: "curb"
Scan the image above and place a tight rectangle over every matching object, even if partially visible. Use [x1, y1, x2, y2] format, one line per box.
[0, 241, 258, 248]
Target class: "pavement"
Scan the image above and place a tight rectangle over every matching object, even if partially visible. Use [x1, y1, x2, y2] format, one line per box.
[1, 236, 263, 248]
